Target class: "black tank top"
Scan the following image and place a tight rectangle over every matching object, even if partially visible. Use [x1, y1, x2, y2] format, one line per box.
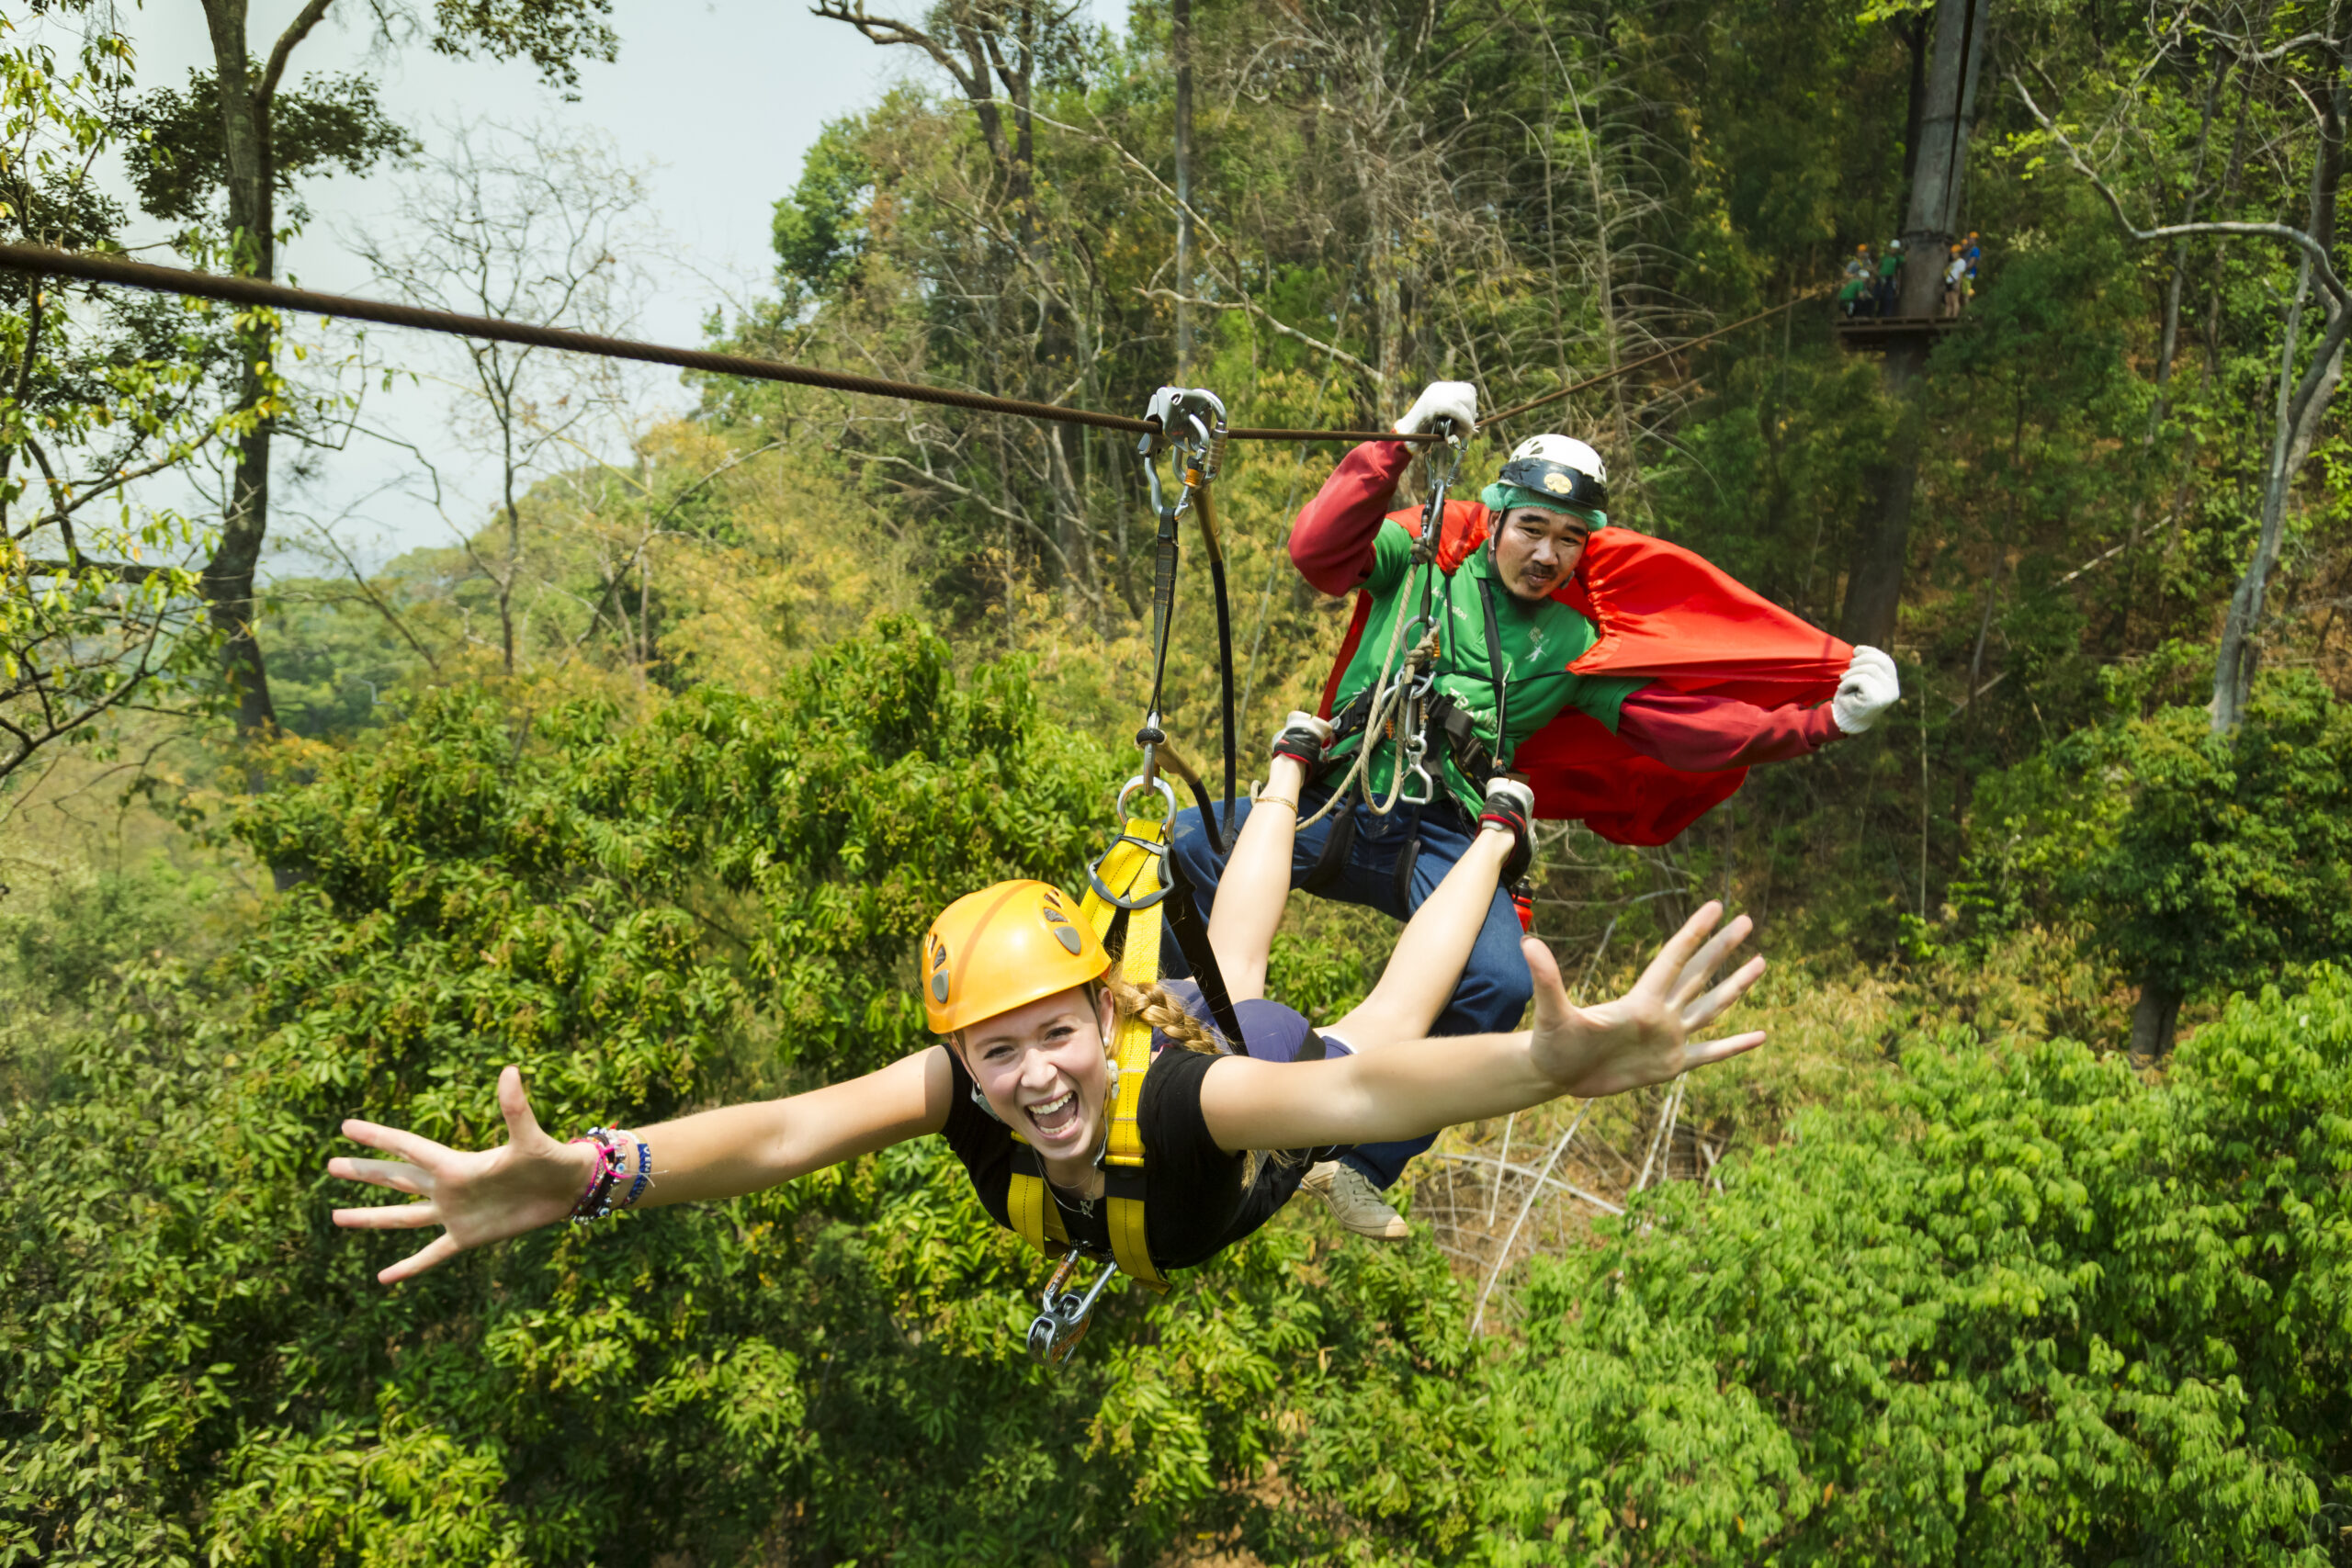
[937, 986, 1338, 1270]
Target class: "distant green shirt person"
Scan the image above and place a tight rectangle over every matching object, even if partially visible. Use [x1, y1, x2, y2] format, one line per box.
[1322, 517, 1645, 817]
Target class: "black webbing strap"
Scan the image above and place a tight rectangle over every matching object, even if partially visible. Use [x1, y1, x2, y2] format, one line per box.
[1391, 835, 1422, 910]
[1201, 506, 1238, 850]
[1474, 570, 1513, 777]
[1161, 851, 1249, 1053]
[1424, 694, 1498, 784]
[1145, 503, 1180, 722]
[1298, 804, 1357, 896]
[1140, 461, 1230, 861]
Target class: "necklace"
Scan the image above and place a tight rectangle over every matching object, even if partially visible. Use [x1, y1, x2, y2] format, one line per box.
[1040, 1121, 1110, 1220]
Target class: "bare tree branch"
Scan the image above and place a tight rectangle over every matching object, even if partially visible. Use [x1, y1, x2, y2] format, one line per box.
[2013, 72, 2351, 306]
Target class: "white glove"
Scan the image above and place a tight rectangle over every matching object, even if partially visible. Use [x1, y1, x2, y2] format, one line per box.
[1832, 646, 1900, 735]
[1394, 380, 1477, 438]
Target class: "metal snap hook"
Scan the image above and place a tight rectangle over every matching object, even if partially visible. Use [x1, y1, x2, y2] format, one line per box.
[1114, 773, 1179, 822]
[1026, 1248, 1124, 1368]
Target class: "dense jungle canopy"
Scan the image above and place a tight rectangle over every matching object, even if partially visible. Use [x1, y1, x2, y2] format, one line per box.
[6, 0, 2352, 1562]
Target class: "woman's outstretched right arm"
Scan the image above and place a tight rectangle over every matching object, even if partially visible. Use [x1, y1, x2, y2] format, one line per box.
[330, 1046, 956, 1284]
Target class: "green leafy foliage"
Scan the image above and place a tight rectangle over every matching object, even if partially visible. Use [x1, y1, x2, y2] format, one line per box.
[1964, 671, 2352, 1010]
[120, 69, 416, 228]
[1478, 976, 2352, 1565]
[425, 0, 621, 94]
[0, 622, 1454, 1564]
[0, 20, 266, 791]
[772, 117, 871, 304]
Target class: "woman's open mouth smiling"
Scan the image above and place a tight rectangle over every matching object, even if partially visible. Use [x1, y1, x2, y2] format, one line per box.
[1026, 1089, 1082, 1138]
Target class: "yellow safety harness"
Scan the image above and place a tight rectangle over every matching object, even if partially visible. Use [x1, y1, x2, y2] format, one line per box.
[1015, 387, 1242, 1366]
[1005, 815, 1172, 1293]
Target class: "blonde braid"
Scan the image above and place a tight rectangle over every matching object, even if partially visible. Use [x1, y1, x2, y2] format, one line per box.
[1101, 977, 1293, 1187]
[1108, 976, 1227, 1057]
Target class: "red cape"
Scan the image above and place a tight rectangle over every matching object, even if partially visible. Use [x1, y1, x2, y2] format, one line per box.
[1316, 502, 1851, 846]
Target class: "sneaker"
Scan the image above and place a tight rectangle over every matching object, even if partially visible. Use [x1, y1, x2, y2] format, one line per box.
[1300, 1160, 1410, 1240]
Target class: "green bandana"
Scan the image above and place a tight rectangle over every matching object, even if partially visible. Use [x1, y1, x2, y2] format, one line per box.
[1480, 481, 1606, 529]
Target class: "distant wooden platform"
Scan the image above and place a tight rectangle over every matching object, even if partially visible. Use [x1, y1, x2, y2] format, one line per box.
[1833, 315, 1967, 350]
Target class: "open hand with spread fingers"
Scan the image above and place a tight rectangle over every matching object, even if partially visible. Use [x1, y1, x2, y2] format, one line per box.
[1525, 900, 1767, 1099]
[328, 1065, 597, 1284]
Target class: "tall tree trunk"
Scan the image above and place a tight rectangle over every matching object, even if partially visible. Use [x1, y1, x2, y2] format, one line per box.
[2149, 52, 2232, 446]
[1560, 60, 1639, 502]
[1172, 0, 1193, 377]
[2212, 51, 2346, 733]
[1369, 220, 1402, 397]
[1838, 0, 1987, 649]
[1898, 13, 1928, 192]
[2130, 974, 2184, 1062]
[198, 0, 332, 740]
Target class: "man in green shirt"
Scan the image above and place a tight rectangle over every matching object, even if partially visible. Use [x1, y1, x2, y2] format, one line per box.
[1166, 381, 1897, 1236]
[1313, 470, 1651, 824]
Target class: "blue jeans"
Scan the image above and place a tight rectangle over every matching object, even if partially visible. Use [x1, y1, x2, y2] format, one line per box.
[1162, 786, 1532, 1191]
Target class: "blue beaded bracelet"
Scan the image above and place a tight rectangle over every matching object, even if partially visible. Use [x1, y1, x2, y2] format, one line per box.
[570, 1126, 652, 1222]
[618, 1134, 653, 1211]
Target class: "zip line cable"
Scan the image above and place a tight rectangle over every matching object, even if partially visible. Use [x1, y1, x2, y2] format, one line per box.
[0, 243, 1814, 447]
[0, 242, 1403, 443]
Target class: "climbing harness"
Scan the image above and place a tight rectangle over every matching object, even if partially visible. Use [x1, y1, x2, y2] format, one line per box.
[1016, 768, 1247, 1368]
[1015, 387, 1252, 1369]
[1010, 809, 1170, 1366]
[1297, 416, 1468, 832]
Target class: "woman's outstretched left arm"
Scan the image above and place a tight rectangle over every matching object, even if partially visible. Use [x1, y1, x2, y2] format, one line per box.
[1196, 902, 1765, 1153]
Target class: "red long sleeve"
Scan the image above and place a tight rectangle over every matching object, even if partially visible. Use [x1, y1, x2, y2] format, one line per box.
[1614, 687, 1842, 772]
[1288, 439, 1418, 595]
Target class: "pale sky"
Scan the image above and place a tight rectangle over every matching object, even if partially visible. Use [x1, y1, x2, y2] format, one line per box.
[73, 0, 1115, 574]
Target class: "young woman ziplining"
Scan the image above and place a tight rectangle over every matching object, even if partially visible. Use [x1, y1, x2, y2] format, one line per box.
[327, 723, 1769, 1285]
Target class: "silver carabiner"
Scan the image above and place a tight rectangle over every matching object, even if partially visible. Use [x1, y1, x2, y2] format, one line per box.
[1398, 750, 1438, 806]
[1411, 416, 1469, 567]
[1025, 1247, 1124, 1368]
[1114, 772, 1181, 822]
[1086, 773, 1178, 910]
[1140, 386, 1228, 524]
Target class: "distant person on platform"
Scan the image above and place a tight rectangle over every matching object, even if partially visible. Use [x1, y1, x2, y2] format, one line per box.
[1159, 381, 1901, 1239]
[1942, 244, 1972, 317]
[1875, 238, 1904, 314]
[1963, 231, 1982, 282]
[1839, 243, 1876, 319]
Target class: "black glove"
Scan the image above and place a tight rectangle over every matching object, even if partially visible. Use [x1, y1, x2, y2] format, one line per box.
[1271, 710, 1336, 772]
[1479, 776, 1536, 885]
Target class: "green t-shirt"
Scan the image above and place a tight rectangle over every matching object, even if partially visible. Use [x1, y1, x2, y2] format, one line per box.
[1323, 519, 1648, 816]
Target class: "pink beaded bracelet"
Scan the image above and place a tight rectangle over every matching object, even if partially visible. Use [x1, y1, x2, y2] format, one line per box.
[567, 1127, 652, 1223]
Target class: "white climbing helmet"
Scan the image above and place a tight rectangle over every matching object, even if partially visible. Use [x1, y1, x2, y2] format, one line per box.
[1496, 433, 1609, 512]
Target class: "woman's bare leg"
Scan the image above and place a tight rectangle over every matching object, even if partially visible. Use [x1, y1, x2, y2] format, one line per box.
[1201, 755, 1310, 1002]
[1327, 825, 1515, 1050]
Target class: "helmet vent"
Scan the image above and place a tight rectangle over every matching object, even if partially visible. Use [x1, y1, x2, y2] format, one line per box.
[928, 936, 952, 1001]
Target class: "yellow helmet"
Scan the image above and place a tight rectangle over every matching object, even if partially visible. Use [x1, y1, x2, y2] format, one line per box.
[922, 880, 1109, 1033]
